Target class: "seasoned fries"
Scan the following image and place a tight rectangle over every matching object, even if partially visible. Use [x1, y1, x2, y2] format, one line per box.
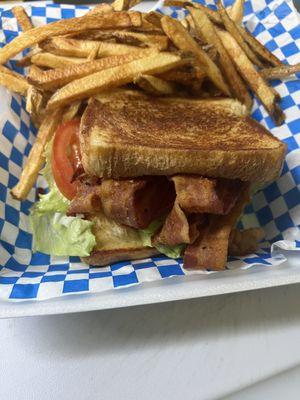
[29, 49, 158, 90]
[0, 12, 142, 64]
[161, 16, 231, 96]
[135, 74, 177, 95]
[47, 52, 185, 109]
[11, 109, 63, 200]
[219, 30, 284, 124]
[12, 6, 33, 32]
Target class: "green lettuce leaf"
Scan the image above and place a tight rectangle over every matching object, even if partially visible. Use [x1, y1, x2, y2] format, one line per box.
[29, 140, 96, 257]
[155, 243, 185, 259]
[140, 218, 184, 259]
[30, 211, 96, 257]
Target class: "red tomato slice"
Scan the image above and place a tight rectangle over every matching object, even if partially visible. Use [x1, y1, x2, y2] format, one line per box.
[51, 119, 81, 200]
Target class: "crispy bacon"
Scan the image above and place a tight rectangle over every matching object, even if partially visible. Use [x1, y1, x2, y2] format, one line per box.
[99, 176, 175, 229]
[228, 228, 264, 256]
[67, 184, 102, 215]
[152, 201, 190, 246]
[184, 186, 250, 270]
[171, 175, 244, 215]
[153, 204, 207, 247]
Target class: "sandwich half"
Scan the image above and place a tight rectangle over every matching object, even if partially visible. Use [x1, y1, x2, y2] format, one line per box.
[65, 92, 285, 270]
[31, 92, 286, 270]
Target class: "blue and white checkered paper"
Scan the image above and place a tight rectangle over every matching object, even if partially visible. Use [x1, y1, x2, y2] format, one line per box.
[0, 1, 299, 301]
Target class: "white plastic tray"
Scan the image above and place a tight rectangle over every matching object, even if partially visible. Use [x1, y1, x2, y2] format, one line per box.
[0, 1, 299, 318]
[0, 251, 297, 318]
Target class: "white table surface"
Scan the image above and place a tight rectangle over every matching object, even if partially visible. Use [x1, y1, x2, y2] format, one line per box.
[1, 282, 300, 400]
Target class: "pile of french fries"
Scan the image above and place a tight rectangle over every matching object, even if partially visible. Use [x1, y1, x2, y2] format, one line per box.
[0, 0, 299, 201]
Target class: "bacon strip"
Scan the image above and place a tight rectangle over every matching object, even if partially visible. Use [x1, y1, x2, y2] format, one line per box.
[153, 203, 207, 246]
[67, 184, 102, 215]
[228, 228, 264, 256]
[184, 186, 250, 270]
[99, 176, 175, 229]
[172, 175, 244, 215]
[152, 201, 189, 246]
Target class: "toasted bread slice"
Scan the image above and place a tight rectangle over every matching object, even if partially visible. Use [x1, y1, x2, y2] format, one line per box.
[80, 94, 286, 183]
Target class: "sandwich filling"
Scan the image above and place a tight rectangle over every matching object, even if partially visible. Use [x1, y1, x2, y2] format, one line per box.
[29, 94, 269, 270]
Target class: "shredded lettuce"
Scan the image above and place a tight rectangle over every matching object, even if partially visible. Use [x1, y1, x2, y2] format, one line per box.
[29, 140, 96, 257]
[140, 218, 184, 259]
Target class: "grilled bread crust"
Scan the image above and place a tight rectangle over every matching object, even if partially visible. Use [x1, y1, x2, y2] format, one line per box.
[80, 94, 286, 183]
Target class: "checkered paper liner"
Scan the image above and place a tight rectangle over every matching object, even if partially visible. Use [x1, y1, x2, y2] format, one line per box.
[0, 1, 299, 301]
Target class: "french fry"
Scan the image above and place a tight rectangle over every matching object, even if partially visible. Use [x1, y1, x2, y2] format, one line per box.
[227, 0, 245, 24]
[158, 67, 203, 83]
[137, 16, 163, 32]
[218, 1, 264, 68]
[12, 6, 33, 32]
[171, 1, 222, 25]
[86, 4, 114, 16]
[163, 0, 188, 6]
[0, 12, 142, 64]
[180, 18, 189, 29]
[261, 63, 300, 80]
[161, 16, 231, 96]
[17, 48, 41, 67]
[31, 52, 86, 69]
[193, 3, 222, 24]
[143, 11, 163, 29]
[29, 48, 158, 90]
[26, 86, 45, 127]
[135, 74, 177, 95]
[62, 101, 82, 122]
[87, 44, 100, 61]
[128, 0, 143, 8]
[74, 30, 168, 49]
[189, 7, 252, 110]
[47, 52, 185, 110]
[218, 30, 284, 125]
[11, 108, 63, 201]
[112, 0, 131, 11]
[0, 64, 26, 79]
[41, 37, 148, 58]
[185, 14, 206, 44]
[0, 71, 30, 95]
[27, 64, 44, 80]
[237, 25, 282, 67]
